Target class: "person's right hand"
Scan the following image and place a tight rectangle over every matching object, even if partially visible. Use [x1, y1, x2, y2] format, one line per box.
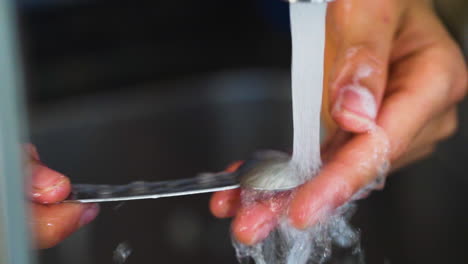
[25, 144, 99, 249]
[210, 0, 467, 246]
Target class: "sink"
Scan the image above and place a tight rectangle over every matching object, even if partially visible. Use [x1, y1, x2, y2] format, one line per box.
[32, 69, 468, 264]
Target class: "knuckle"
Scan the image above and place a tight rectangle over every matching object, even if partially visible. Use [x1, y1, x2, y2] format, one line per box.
[393, 145, 436, 172]
[332, 45, 385, 87]
[454, 69, 468, 102]
[392, 142, 410, 162]
[420, 42, 467, 106]
[438, 110, 458, 141]
[415, 146, 436, 164]
[446, 44, 468, 103]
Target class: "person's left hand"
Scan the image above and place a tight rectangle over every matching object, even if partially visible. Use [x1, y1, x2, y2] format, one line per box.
[25, 144, 99, 249]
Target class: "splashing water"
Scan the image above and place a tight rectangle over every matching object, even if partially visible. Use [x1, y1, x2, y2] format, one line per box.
[113, 241, 132, 264]
[232, 2, 366, 264]
[232, 191, 365, 264]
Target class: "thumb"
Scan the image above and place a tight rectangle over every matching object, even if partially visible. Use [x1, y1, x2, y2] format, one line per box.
[25, 145, 71, 204]
[326, 0, 403, 132]
[32, 203, 100, 249]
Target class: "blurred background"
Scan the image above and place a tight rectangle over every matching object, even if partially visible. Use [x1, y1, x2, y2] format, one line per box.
[13, 0, 468, 263]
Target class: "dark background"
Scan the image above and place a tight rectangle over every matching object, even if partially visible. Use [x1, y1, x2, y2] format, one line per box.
[15, 0, 468, 263]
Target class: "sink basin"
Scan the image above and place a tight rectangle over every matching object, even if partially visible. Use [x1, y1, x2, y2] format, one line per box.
[32, 69, 468, 264]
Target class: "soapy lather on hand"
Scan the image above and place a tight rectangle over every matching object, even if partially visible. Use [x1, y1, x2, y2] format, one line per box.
[210, 0, 468, 245]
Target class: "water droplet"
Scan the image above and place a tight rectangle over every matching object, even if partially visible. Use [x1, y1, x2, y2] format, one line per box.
[113, 241, 132, 264]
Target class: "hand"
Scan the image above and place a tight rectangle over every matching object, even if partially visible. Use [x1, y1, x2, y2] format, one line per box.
[210, 0, 467, 245]
[25, 144, 99, 249]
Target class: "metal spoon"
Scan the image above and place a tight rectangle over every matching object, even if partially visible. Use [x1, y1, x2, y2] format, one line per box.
[64, 150, 302, 203]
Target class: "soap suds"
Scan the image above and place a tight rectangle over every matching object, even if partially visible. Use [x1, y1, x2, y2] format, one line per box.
[332, 63, 378, 121]
[354, 64, 374, 81]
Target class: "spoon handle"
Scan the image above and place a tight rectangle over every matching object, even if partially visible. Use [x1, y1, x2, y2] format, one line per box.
[64, 172, 239, 203]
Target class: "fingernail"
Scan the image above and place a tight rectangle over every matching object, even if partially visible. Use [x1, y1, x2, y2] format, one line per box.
[333, 84, 377, 121]
[31, 165, 67, 191]
[79, 204, 100, 227]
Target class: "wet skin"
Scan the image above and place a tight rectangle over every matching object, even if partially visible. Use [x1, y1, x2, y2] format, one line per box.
[29, 0, 467, 249]
[210, 0, 468, 246]
[26, 144, 99, 249]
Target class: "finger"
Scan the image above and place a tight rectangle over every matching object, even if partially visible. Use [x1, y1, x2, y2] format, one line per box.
[320, 130, 351, 163]
[391, 144, 435, 171]
[379, 0, 467, 158]
[289, 0, 464, 233]
[289, 127, 390, 229]
[210, 189, 241, 218]
[31, 203, 99, 249]
[290, 16, 464, 230]
[378, 47, 464, 160]
[29, 160, 71, 204]
[24, 143, 40, 161]
[404, 107, 457, 152]
[231, 202, 278, 245]
[209, 161, 244, 218]
[225, 161, 244, 173]
[231, 192, 291, 245]
[390, 108, 458, 170]
[326, 0, 403, 132]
